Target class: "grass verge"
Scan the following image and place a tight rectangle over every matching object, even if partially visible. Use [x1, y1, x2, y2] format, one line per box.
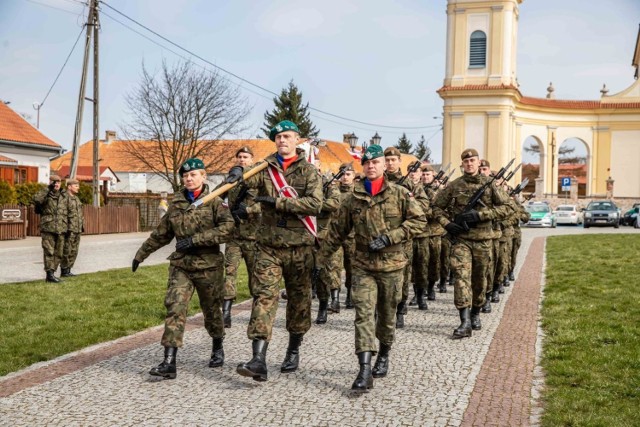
[541, 234, 640, 427]
[0, 263, 250, 376]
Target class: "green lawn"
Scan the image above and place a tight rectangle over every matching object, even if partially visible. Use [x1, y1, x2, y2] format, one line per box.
[541, 234, 640, 427]
[0, 263, 250, 376]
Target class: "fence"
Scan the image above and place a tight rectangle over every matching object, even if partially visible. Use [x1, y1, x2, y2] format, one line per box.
[0, 205, 27, 240]
[23, 205, 139, 237]
[107, 193, 170, 231]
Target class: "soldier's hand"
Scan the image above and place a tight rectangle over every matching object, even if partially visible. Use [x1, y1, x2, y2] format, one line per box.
[368, 235, 391, 252]
[48, 182, 56, 191]
[132, 259, 140, 273]
[445, 222, 465, 236]
[457, 209, 481, 225]
[231, 202, 249, 224]
[175, 236, 194, 252]
[225, 166, 244, 184]
[254, 196, 277, 207]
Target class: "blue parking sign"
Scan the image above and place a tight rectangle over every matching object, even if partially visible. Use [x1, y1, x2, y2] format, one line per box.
[561, 177, 571, 191]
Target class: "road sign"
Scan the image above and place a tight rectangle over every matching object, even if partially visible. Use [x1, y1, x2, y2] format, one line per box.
[561, 177, 571, 192]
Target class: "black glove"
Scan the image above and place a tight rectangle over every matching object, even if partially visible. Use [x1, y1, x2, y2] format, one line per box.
[457, 209, 481, 225]
[176, 236, 195, 252]
[254, 196, 277, 207]
[311, 267, 322, 283]
[368, 235, 391, 252]
[132, 259, 140, 272]
[48, 182, 56, 191]
[231, 202, 249, 224]
[445, 222, 465, 237]
[225, 166, 244, 184]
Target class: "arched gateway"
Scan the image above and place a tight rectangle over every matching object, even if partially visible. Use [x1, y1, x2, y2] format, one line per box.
[438, 0, 640, 198]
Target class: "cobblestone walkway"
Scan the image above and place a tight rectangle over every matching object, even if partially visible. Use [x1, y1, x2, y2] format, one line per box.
[0, 232, 544, 426]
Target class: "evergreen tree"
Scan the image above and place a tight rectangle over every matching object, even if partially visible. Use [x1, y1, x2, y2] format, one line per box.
[394, 133, 413, 155]
[413, 134, 432, 162]
[262, 80, 319, 138]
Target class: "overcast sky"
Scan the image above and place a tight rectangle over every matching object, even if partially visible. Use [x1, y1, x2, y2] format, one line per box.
[1, 0, 638, 163]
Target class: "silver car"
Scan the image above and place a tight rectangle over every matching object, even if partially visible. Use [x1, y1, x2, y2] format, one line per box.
[553, 204, 583, 225]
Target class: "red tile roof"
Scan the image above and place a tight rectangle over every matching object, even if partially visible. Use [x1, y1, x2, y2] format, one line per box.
[0, 155, 17, 163]
[0, 102, 61, 148]
[438, 83, 519, 93]
[52, 165, 119, 182]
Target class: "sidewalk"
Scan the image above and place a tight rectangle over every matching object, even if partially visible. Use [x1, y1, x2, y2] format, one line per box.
[0, 231, 544, 426]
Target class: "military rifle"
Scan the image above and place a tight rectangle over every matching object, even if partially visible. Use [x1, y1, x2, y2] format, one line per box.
[323, 163, 351, 192]
[509, 178, 529, 197]
[502, 162, 522, 183]
[425, 162, 451, 188]
[454, 157, 515, 232]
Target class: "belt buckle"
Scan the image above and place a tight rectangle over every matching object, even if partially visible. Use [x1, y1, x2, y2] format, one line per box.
[276, 218, 287, 228]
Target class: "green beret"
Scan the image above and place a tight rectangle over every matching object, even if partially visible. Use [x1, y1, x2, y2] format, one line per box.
[269, 120, 300, 141]
[179, 158, 205, 175]
[461, 148, 479, 160]
[361, 144, 384, 165]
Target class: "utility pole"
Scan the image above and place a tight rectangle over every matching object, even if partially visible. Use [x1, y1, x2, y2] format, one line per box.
[69, 0, 100, 207]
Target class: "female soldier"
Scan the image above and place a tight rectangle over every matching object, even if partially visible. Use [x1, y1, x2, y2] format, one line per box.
[132, 158, 234, 379]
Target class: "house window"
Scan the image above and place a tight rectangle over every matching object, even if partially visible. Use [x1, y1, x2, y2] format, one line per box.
[469, 30, 487, 68]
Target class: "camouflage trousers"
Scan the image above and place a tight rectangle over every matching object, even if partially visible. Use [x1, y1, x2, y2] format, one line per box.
[487, 238, 500, 290]
[315, 245, 342, 302]
[411, 237, 430, 290]
[41, 232, 65, 272]
[352, 265, 403, 354]
[224, 238, 256, 300]
[61, 232, 81, 269]
[427, 235, 441, 283]
[511, 233, 522, 273]
[440, 236, 451, 284]
[402, 240, 414, 301]
[247, 244, 314, 341]
[450, 238, 492, 309]
[342, 238, 354, 290]
[162, 263, 224, 348]
[496, 238, 513, 285]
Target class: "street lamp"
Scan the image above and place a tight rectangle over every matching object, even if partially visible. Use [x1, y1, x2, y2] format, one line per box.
[371, 132, 381, 145]
[348, 132, 359, 151]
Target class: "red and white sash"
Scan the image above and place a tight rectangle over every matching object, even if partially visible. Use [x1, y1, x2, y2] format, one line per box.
[267, 164, 317, 238]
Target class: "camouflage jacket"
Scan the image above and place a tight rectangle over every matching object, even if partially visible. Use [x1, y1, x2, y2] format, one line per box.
[433, 173, 512, 241]
[216, 165, 259, 241]
[320, 178, 427, 272]
[335, 183, 355, 240]
[66, 193, 84, 234]
[135, 184, 234, 271]
[317, 177, 341, 240]
[512, 199, 531, 236]
[244, 150, 322, 248]
[33, 188, 68, 234]
[424, 185, 444, 236]
[402, 179, 431, 238]
[499, 196, 518, 240]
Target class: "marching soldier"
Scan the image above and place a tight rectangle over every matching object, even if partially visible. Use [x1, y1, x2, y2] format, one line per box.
[509, 194, 531, 283]
[33, 174, 67, 283]
[421, 164, 445, 299]
[338, 164, 357, 309]
[407, 161, 432, 310]
[132, 158, 234, 379]
[479, 160, 502, 312]
[432, 149, 512, 338]
[319, 144, 426, 391]
[232, 120, 322, 382]
[218, 146, 259, 328]
[61, 179, 84, 277]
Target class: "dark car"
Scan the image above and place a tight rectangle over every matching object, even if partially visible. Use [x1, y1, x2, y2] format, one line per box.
[621, 203, 640, 226]
[583, 200, 620, 229]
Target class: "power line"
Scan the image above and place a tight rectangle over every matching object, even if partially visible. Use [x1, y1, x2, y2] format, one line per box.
[21, 0, 82, 15]
[99, 1, 440, 130]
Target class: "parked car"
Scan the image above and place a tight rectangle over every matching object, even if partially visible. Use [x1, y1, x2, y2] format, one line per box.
[583, 200, 620, 228]
[553, 204, 583, 225]
[621, 203, 640, 226]
[524, 202, 557, 228]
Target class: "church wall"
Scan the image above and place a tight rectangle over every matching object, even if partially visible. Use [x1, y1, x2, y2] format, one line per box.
[610, 130, 640, 198]
[465, 114, 486, 157]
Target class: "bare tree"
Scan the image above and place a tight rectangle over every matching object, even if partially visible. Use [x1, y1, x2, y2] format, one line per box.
[523, 141, 586, 164]
[120, 60, 252, 191]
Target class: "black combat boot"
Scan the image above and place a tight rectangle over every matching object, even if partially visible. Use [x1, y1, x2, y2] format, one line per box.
[222, 299, 233, 328]
[372, 343, 391, 378]
[396, 301, 406, 329]
[237, 339, 269, 381]
[315, 300, 328, 324]
[149, 347, 177, 379]
[209, 337, 224, 368]
[281, 333, 303, 373]
[329, 289, 340, 313]
[409, 285, 418, 306]
[438, 280, 447, 293]
[60, 268, 75, 277]
[345, 287, 354, 309]
[453, 307, 472, 338]
[498, 280, 505, 294]
[45, 270, 62, 283]
[503, 276, 511, 288]
[481, 293, 492, 313]
[417, 288, 428, 311]
[427, 281, 437, 301]
[351, 351, 373, 392]
[508, 270, 515, 281]
[471, 306, 482, 331]
[491, 289, 501, 302]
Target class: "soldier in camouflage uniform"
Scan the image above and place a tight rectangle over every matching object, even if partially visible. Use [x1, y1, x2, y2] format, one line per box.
[61, 179, 84, 277]
[319, 144, 426, 392]
[383, 147, 429, 328]
[509, 195, 531, 283]
[478, 160, 501, 312]
[432, 149, 512, 338]
[338, 164, 357, 309]
[314, 163, 341, 324]
[33, 174, 67, 283]
[132, 158, 234, 379]
[232, 121, 322, 382]
[421, 164, 445, 299]
[217, 146, 259, 328]
[495, 184, 518, 297]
